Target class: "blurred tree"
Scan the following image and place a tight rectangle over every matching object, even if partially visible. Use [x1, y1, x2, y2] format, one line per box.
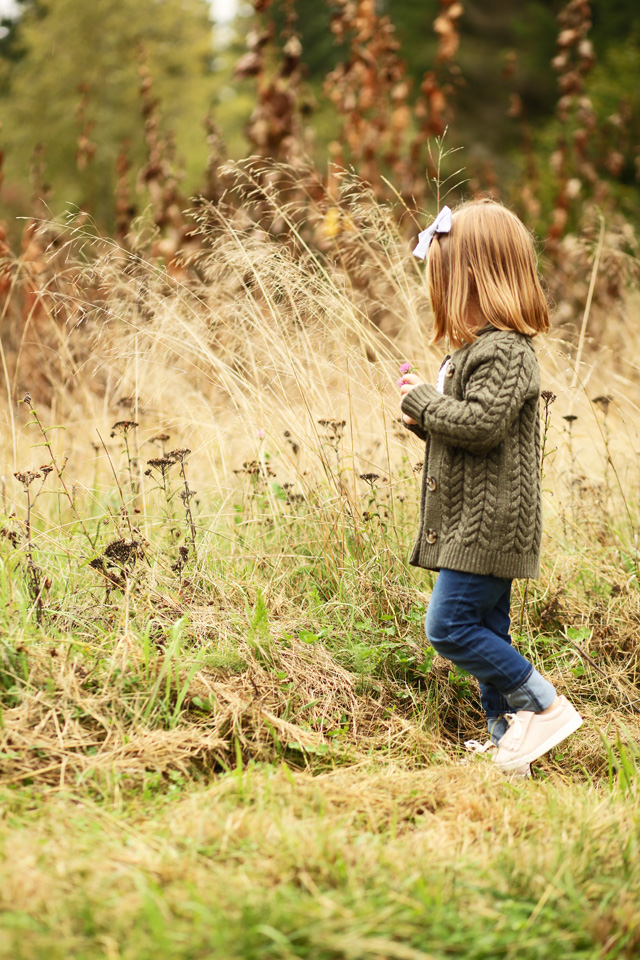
[1, 0, 637, 231]
[0, 1, 32, 76]
[589, 0, 640, 52]
[0, 0, 216, 227]
[291, 1, 638, 151]
[275, 0, 338, 79]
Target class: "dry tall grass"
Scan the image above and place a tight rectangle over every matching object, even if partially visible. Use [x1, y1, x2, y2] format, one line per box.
[0, 179, 638, 797]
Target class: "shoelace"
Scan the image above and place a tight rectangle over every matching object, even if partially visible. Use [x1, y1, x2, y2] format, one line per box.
[503, 712, 522, 747]
[464, 739, 496, 754]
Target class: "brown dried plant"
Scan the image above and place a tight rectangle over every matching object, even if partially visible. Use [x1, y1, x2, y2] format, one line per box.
[114, 141, 136, 243]
[12, 465, 52, 624]
[548, 0, 598, 248]
[111, 419, 140, 497]
[167, 448, 198, 556]
[410, 0, 464, 190]
[235, 0, 309, 165]
[136, 43, 187, 264]
[75, 82, 97, 176]
[324, 0, 412, 199]
[89, 536, 146, 596]
[22, 393, 95, 549]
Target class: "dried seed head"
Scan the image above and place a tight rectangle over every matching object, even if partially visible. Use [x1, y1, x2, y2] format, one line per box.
[147, 456, 177, 476]
[233, 459, 276, 478]
[0, 527, 20, 547]
[359, 472, 380, 486]
[318, 419, 346, 431]
[103, 538, 142, 565]
[111, 420, 138, 436]
[541, 390, 557, 404]
[39, 464, 54, 478]
[22, 393, 32, 406]
[14, 470, 41, 488]
[166, 448, 191, 463]
[234, 460, 260, 476]
[562, 414, 578, 423]
[592, 395, 612, 412]
[318, 419, 346, 443]
[283, 430, 300, 455]
[171, 543, 190, 573]
[150, 433, 170, 443]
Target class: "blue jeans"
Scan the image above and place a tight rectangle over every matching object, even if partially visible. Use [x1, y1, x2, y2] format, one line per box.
[425, 569, 556, 744]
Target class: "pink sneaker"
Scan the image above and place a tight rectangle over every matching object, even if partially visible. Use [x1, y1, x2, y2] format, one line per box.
[492, 695, 583, 771]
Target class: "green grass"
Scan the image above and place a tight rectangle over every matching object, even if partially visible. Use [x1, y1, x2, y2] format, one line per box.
[1, 762, 640, 959]
[1, 463, 639, 958]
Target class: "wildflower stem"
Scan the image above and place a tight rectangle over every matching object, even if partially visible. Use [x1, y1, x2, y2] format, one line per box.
[24, 397, 95, 548]
[178, 461, 197, 556]
[540, 391, 556, 481]
[123, 432, 138, 498]
[25, 485, 42, 623]
[96, 429, 134, 538]
[14, 472, 44, 624]
[570, 215, 605, 395]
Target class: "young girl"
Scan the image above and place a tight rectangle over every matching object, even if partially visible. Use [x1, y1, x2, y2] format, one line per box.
[399, 198, 582, 772]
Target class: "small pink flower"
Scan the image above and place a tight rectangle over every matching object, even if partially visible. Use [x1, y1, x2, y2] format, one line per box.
[399, 362, 411, 374]
[257, 428, 266, 439]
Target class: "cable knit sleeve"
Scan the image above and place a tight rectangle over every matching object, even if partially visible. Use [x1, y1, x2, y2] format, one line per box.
[400, 335, 537, 455]
[403, 419, 428, 442]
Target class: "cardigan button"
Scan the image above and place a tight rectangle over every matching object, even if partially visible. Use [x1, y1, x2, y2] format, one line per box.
[425, 529, 438, 544]
[426, 475, 437, 492]
[445, 363, 455, 377]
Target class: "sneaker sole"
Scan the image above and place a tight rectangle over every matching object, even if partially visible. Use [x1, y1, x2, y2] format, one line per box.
[495, 712, 583, 770]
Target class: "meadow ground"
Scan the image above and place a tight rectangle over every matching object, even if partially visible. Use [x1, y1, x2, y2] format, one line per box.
[1, 200, 640, 958]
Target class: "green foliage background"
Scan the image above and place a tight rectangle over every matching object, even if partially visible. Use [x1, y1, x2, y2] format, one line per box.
[0, 0, 638, 228]
[0, 0, 216, 223]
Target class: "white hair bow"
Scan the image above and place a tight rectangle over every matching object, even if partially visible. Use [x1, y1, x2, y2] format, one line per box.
[412, 205, 452, 260]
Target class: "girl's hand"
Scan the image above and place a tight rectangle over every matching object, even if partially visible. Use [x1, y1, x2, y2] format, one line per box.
[398, 373, 423, 426]
[398, 373, 422, 389]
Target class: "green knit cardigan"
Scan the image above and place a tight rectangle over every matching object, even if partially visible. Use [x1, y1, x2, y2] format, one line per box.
[400, 326, 543, 580]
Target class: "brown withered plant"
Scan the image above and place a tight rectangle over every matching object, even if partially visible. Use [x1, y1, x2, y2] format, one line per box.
[13, 466, 52, 623]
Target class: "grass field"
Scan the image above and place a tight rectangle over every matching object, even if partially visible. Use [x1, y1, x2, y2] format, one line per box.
[1, 198, 640, 958]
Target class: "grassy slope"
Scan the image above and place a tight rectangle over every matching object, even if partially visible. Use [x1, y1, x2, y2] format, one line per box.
[2, 764, 640, 959]
[1, 196, 640, 958]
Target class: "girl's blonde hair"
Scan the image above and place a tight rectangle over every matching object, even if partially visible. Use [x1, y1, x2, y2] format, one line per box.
[427, 199, 550, 348]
